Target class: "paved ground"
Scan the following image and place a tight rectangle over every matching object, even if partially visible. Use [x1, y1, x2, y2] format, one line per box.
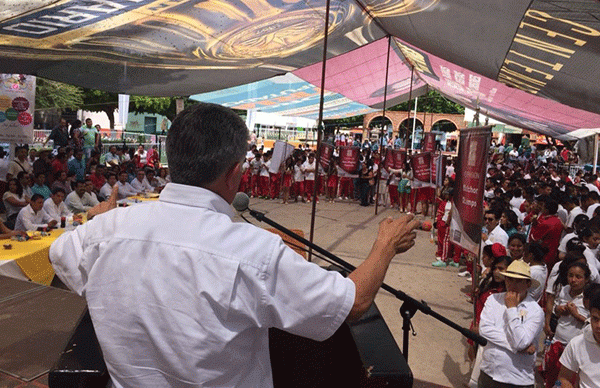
[242, 197, 475, 387]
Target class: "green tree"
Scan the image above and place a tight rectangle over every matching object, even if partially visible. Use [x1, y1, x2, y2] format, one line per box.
[390, 89, 464, 114]
[82, 89, 118, 129]
[36, 78, 84, 111]
[129, 96, 195, 121]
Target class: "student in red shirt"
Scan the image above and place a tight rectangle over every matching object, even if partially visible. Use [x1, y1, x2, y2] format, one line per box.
[529, 195, 564, 269]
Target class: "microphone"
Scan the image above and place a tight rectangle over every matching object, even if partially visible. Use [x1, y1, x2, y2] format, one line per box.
[232, 192, 250, 212]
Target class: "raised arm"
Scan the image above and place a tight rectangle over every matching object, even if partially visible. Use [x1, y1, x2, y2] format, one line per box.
[347, 215, 419, 321]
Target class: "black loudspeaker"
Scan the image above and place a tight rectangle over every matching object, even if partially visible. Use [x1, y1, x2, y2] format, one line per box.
[269, 303, 413, 388]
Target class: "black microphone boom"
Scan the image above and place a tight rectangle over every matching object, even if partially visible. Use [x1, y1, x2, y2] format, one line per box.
[235, 193, 487, 357]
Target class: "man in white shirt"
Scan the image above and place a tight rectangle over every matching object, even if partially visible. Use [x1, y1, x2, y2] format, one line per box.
[130, 169, 154, 193]
[83, 179, 100, 207]
[479, 261, 544, 387]
[99, 173, 117, 201]
[558, 294, 600, 388]
[43, 188, 72, 222]
[483, 209, 509, 247]
[104, 145, 120, 167]
[116, 171, 139, 199]
[15, 194, 57, 231]
[584, 192, 600, 219]
[50, 103, 420, 388]
[302, 153, 316, 202]
[65, 180, 93, 214]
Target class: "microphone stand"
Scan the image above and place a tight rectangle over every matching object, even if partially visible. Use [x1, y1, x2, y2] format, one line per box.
[246, 208, 487, 360]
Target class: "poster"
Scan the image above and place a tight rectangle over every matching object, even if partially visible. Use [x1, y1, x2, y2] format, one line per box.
[0, 74, 35, 143]
[319, 142, 334, 170]
[411, 152, 432, 184]
[422, 132, 436, 153]
[339, 146, 360, 173]
[269, 140, 295, 173]
[449, 126, 492, 254]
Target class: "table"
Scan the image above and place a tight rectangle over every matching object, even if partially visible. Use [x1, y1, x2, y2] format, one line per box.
[117, 194, 160, 206]
[0, 229, 64, 286]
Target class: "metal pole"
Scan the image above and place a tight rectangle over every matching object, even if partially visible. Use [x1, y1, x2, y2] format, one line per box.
[404, 67, 414, 148]
[308, 0, 332, 262]
[411, 97, 418, 150]
[375, 36, 392, 216]
[594, 134, 599, 176]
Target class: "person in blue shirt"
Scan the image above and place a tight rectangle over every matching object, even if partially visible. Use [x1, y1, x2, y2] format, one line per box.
[31, 173, 52, 199]
[68, 149, 86, 182]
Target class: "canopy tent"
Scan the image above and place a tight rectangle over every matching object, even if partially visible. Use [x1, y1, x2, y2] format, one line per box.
[1, 0, 600, 137]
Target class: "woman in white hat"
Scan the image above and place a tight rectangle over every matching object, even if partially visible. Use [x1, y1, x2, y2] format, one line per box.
[478, 260, 544, 388]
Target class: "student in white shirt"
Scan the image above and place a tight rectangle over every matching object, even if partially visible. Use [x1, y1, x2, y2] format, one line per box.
[43, 188, 72, 222]
[558, 294, 600, 388]
[15, 194, 57, 231]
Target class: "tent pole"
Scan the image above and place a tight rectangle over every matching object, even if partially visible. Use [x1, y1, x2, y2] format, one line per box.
[411, 97, 418, 150]
[404, 66, 414, 149]
[308, 0, 331, 262]
[375, 35, 392, 216]
[594, 134, 599, 176]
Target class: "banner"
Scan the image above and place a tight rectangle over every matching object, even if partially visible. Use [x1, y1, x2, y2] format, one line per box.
[269, 140, 295, 173]
[411, 152, 431, 184]
[433, 153, 446, 187]
[393, 148, 406, 170]
[0, 74, 35, 143]
[339, 146, 360, 174]
[449, 126, 492, 254]
[319, 142, 334, 170]
[384, 147, 394, 170]
[422, 132, 436, 153]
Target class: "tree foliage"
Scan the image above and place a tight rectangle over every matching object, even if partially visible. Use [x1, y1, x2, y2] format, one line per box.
[389, 89, 464, 114]
[82, 89, 118, 129]
[36, 78, 84, 111]
[129, 96, 195, 121]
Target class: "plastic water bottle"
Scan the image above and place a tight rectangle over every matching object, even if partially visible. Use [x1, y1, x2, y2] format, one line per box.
[553, 380, 562, 388]
[541, 337, 552, 372]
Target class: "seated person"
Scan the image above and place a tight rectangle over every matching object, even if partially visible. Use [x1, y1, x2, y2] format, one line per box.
[130, 169, 154, 193]
[90, 164, 107, 191]
[117, 171, 139, 199]
[104, 146, 120, 167]
[51, 170, 72, 195]
[31, 172, 52, 200]
[43, 187, 72, 222]
[65, 180, 93, 214]
[0, 221, 26, 239]
[83, 179, 100, 207]
[99, 173, 117, 201]
[14, 193, 57, 231]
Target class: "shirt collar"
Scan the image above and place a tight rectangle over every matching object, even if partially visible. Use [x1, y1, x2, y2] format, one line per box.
[159, 183, 234, 219]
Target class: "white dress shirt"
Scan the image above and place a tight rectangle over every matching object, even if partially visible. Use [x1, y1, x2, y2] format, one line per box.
[50, 183, 354, 388]
[42, 197, 72, 222]
[485, 224, 509, 247]
[130, 177, 153, 192]
[117, 181, 138, 199]
[99, 182, 114, 200]
[65, 191, 92, 214]
[566, 206, 584, 228]
[553, 285, 588, 345]
[14, 204, 50, 231]
[587, 202, 600, 218]
[83, 192, 99, 207]
[479, 293, 544, 386]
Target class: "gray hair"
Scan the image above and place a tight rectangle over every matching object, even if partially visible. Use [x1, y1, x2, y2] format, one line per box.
[166, 103, 248, 187]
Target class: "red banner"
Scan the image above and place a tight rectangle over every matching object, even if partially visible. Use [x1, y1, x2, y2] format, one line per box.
[411, 152, 432, 183]
[422, 132, 436, 153]
[393, 149, 407, 169]
[339, 146, 360, 173]
[319, 142, 334, 170]
[449, 126, 492, 254]
[384, 147, 394, 170]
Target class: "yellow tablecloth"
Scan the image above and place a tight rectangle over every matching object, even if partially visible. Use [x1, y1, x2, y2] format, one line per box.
[1, 229, 65, 286]
[128, 194, 159, 202]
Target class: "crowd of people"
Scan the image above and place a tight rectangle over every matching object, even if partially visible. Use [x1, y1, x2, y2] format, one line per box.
[428, 141, 600, 388]
[0, 117, 168, 235]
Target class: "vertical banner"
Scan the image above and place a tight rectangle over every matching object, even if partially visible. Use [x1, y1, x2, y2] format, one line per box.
[319, 142, 334, 170]
[384, 147, 394, 170]
[422, 132, 436, 153]
[269, 140, 295, 173]
[393, 148, 407, 169]
[0, 74, 35, 143]
[411, 152, 432, 184]
[449, 126, 492, 254]
[339, 146, 360, 173]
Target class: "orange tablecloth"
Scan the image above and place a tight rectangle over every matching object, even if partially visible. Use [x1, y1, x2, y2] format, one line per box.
[1, 229, 64, 285]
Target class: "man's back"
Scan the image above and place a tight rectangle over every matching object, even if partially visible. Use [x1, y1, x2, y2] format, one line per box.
[50, 184, 353, 387]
